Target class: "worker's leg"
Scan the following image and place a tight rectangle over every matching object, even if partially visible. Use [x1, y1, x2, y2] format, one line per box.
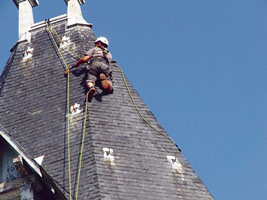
[86, 81, 95, 89]
[86, 70, 97, 98]
[98, 63, 113, 93]
[99, 73, 113, 93]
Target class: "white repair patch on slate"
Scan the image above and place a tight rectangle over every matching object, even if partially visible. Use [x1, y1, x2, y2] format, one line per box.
[103, 148, 115, 165]
[167, 155, 184, 181]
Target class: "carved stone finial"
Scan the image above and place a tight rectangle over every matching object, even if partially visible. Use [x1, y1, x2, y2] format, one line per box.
[13, 0, 39, 41]
[64, 0, 91, 27]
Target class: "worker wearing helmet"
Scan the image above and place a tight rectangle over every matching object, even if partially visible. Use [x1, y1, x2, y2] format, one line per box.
[65, 36, 113, 98]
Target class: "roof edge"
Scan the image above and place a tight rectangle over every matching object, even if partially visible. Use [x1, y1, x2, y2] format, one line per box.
[0, 125, 42, 177]
[30, 14, 67, 32]
[0, 124, 67, 200]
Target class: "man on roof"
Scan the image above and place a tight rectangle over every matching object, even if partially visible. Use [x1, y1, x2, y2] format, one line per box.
[65, 36, 113, 98]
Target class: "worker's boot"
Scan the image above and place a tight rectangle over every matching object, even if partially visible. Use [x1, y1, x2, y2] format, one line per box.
[99, 73, 113, 93]
[87, 86, 96, 99]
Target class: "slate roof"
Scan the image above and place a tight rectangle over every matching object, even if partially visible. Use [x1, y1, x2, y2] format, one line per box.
[0, 14, 214, 200]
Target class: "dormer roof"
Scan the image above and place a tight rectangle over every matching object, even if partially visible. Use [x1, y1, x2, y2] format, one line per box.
[0, 126, 67, 200]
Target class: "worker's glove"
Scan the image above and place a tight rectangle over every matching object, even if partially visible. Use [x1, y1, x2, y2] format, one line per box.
[64, 66, 72, 75]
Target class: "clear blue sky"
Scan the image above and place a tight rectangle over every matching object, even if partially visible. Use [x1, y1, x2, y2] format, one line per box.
[1, 1, 267, 199]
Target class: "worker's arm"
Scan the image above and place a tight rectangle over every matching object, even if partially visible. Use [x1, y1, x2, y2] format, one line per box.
[64, 55, 91, 75]
[73, 55, 91, 68]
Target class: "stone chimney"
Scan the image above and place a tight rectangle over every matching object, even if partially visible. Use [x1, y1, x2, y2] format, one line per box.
[13, 0, 39, 41]
[64, 0, 91, 27]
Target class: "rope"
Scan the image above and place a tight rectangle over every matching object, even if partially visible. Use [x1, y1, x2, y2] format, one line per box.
[75, 91, 89, 200]
[46, 19, 177, 197]
[49, 24, 81, 60]
[4, 19, 177, 200]
[45, 20, 73, 200]
[46, 20, 89, 200]
[119, 67, 175, 144]
[47, 19, 175, 146]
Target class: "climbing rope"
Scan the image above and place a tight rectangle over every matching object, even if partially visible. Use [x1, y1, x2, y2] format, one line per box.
[49, 24, 81, 60]
[75, 92, 89, 200]
[45, 20, 73, 200]
[119, 68, 175, 144]
[46, 20, 89, 200]
[47, 19, 175, 145]
[47, 26, 89, 199]
[48, 25, 90, 198]
[46, 19, 177, 198]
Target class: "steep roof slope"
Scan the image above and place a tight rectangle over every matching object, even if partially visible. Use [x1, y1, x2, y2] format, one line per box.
[0, 16, 214, 199]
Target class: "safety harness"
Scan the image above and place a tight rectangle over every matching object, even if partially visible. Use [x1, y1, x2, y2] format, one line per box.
[91, 45, 110, 65]
[45, 19, 179, 200]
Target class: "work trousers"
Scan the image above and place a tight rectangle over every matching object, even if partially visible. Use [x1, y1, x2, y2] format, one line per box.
[87, 59, 112, 83]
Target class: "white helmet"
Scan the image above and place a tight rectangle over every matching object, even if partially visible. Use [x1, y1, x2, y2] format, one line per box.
[95, 36, 109, 47]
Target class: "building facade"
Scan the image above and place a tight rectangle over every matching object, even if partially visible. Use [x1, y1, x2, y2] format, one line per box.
[0, 0, 213, 199]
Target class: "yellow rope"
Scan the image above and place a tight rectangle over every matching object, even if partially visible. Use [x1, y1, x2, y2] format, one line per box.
[50, 24, 81, 60]
[75, 91, 89, 200]
[46, 20, 175, 198]
[46, 20, 90, 200]
[66, 73, 72, 200]
[45, 20, 73, 200]
[119, 67, 175, 144]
